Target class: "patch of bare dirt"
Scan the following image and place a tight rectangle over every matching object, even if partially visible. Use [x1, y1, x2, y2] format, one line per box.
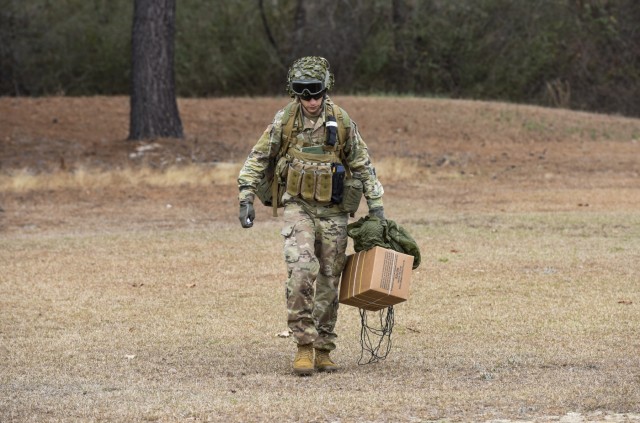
[1, 96, 639, 233]
[2, 95, 638, 174]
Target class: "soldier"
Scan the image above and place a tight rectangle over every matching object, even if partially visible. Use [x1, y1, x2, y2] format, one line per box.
[237, 56, 385, 375]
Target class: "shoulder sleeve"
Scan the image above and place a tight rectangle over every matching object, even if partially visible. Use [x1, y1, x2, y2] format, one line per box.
[237, 108, 286, 201]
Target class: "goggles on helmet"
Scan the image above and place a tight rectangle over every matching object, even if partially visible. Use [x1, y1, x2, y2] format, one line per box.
[291, 80, 325, 97]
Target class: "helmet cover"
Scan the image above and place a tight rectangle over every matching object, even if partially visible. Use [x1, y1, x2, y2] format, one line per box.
[286, 56, 335, 96]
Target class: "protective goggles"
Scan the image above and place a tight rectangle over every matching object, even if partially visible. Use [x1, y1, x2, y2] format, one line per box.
[299, 91, 325, 101]
[291, 80, 325, 97]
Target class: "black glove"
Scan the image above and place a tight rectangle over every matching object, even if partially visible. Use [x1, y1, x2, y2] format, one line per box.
[368, 207, 385, 220]
[239, 200, 255, 228]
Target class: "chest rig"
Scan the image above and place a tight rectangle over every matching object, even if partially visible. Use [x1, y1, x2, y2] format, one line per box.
[269, 100, 351, 216]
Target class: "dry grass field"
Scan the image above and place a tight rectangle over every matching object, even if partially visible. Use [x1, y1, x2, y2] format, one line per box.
[1, 96, 639, 422]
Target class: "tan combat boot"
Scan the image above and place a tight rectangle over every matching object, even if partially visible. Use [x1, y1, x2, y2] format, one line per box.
[293, 344, 315, 376]
[314, 348, 339, 372]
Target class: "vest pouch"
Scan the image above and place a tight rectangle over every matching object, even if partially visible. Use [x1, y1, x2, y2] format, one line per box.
[272, 155, 290, 207]
[330, 163, 346, 204]
[300, 169, 316, 201]
[314, 170, 333, 203]
[275, 155, 290, 180]
[339, 177, 363, 214]
[285, 163, 302, 197]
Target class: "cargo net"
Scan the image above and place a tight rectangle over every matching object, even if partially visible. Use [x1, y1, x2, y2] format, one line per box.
[358, 306, 395, 365]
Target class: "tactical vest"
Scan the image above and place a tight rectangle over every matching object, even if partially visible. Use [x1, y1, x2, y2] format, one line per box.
[256, 100, 359, 217]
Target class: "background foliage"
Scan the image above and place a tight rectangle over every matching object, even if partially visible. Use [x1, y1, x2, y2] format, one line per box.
[1, 0, 639, 116]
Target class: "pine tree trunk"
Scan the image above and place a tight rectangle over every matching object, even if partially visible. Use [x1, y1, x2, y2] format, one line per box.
[128, 0, 183, 140]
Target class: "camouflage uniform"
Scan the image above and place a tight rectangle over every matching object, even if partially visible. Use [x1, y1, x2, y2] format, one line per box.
[238, 58, 383, 352]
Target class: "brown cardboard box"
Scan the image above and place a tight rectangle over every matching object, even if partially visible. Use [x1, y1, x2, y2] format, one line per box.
[339, 246, 414, 311]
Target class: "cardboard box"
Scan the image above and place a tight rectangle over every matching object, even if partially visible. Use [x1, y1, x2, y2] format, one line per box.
[339, 246, 414, 311]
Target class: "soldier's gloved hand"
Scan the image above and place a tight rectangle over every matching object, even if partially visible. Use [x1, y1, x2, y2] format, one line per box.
[368, 207, 385, 220]
[239, 200, 255, 228]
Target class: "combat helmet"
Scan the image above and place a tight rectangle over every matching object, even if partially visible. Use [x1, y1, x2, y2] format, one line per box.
[286, 56, 335, 98]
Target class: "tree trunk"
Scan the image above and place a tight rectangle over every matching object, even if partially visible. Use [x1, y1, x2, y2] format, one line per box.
[128, 0, 183, 140]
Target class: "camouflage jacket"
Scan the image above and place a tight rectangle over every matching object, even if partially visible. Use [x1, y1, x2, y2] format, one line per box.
[238, 96, 384, 216]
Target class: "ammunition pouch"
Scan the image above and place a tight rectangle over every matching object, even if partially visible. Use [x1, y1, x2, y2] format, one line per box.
[283, 149, 363, 214]
[285, 157, 333, 203]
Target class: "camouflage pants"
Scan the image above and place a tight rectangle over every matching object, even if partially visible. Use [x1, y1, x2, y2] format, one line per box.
[281, 202, 349, 351]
